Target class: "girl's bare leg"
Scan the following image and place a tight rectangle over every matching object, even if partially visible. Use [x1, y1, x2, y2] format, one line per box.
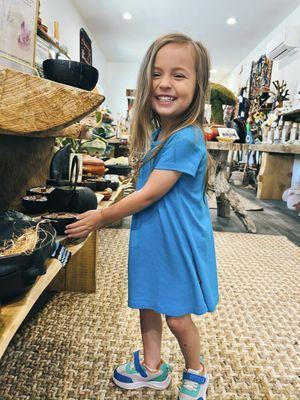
[166, 314, 204, 371]
[139, 309, 163, 370]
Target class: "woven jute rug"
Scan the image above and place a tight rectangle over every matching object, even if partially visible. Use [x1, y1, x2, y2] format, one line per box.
[207, 193, 263, 211]
[0, 230, 299, 400]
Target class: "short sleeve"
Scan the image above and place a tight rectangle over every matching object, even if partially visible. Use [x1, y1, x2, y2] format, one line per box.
[154, 126, 205, 177]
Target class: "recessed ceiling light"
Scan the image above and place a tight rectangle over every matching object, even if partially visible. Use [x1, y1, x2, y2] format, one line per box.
[210, 69, 218, 74]
[123, 12, 132, 20]
[227, 17, 237, 25]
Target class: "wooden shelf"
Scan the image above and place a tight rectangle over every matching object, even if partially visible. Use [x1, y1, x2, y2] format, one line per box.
[99, 184, 125, 207]
[0, 67, 104, 138]
[0, 234, 91, 359]
[206, 141, 300, 154]
[206, 142, 246, 151]
[0, 184, 126, 359]
[249, 143, 300, 154]
[37, 28, 71, 59]
[0, 258, 62, 359]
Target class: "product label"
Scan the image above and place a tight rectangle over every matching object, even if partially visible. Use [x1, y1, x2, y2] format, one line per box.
[217, 128, 239, 140]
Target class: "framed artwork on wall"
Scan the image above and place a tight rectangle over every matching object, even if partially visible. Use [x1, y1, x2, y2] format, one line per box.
[0, 0, 39, 67]
[80, 28, 92, 65]
[249, 55, 273, 101]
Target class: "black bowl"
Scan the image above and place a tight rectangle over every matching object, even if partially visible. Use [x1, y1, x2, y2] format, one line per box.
[86, 178, 111, 191]
[46, 178, 70, 187]
[27, 186, 55, 197]
[105, 165, 132, 176]
[77, 181, 97, 191]
[0, 221, 56, 301]
[42, 213, 78, 235]
[43, 59, 99, 91]
[22, 195, 48, 214]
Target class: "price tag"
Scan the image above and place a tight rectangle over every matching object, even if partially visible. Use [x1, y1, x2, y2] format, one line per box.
[217, 127, 239, 140]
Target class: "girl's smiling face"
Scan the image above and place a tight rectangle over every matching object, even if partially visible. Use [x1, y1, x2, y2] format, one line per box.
[151, 42, 197, 131]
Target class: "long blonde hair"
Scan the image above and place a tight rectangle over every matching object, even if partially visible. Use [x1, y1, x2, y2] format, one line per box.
[130, 33, 214, 188]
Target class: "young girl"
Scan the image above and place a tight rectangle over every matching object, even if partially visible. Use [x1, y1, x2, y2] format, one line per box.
[66, 33, 219, 400]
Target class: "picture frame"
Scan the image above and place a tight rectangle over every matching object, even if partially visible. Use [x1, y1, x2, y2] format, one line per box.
[249, 55, 273, 101]
[0, 53, 39, 76]
[80, 28, 92, 65]
[0, 0, 39, 67]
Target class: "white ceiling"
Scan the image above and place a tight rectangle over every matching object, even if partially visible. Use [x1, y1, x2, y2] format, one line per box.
[72, 0, 300, 82]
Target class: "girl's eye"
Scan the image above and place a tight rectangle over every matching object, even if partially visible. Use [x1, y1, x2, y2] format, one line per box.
[174, 74, 185, 79]
[152, 72, 160, 78]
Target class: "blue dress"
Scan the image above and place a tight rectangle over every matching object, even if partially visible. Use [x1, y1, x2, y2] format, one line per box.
[128, 125, 219, 317]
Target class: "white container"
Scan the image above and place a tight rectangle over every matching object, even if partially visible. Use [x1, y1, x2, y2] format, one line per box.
[261, 125, 269, 143]
[287, 193, 300, 210]
[274, 117, 283, 144]
[282, 188, 291, 202]
[267, 122, 277, 144]
[290, 122, 298, 141]
[230, 171, 244, 186]
[281, 121, 292, 143]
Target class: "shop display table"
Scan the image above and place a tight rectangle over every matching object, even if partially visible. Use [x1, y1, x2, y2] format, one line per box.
[0, 185, 125, 359]
[206, 142, 299, 200]
[208, 145, 257, 233]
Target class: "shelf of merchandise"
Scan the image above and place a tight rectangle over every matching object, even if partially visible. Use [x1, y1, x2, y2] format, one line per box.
[206, 141, 300, 154]
[0, 67, 104, 138]
[206, 141, 299, 200]
[0, 184, 125, 359]
[37, 28, 71, 60]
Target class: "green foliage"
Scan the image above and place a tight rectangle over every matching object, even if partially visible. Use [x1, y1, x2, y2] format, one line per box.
[210, 83, 236, 124]
[55, 106, 115, 156]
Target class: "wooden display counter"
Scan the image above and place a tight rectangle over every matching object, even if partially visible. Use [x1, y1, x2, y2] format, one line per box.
[206, 141, 300, 154]
[206, 142, 299, 200]
[0, 184, 125, 359]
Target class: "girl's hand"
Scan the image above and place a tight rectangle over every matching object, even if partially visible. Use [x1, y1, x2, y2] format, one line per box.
[65, 210, 105, 238]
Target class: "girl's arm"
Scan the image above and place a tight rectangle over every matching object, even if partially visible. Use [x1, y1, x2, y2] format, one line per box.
[65, 169, 181, 238]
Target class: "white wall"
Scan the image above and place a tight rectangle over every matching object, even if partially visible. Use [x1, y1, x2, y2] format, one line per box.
[39, 0, 107, 94]
[224, 5, 300, 187]
[105, 62, 140, 120]
[225, 6, 300, 99]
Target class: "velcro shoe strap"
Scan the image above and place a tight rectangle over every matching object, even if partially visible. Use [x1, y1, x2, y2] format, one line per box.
[133, 350, 147, 378]
[183, 372, 206, 384]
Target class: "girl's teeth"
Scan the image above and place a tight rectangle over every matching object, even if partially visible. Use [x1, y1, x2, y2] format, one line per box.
[157, 96, 175, 102]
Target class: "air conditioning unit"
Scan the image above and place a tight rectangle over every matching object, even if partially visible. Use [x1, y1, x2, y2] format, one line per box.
[266, 26, 300, 61]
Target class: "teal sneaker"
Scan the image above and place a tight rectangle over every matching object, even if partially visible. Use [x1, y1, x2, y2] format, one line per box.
[178, 369, 209, 400]
[112, 350, 172, 390]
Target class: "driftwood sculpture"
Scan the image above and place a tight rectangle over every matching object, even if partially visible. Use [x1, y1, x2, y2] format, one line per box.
[269, 80, 290, 109]
[209, 151, 257, 234]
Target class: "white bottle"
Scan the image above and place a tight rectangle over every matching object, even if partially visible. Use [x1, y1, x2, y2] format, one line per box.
[267, 122, 277, 144]
[281, 121, 292, 143]
[295, 123, 300, 141]
[290, 122, 298, 142]
[274, 117, 283, 144]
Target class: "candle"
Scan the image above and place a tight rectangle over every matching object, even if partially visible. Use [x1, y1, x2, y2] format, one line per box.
[54, 21, 59, 41]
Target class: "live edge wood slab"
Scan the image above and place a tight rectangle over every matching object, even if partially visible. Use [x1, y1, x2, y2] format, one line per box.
[0, 67, 105, 210]
[0, 67, 104, 137]
[0, 185, 125, 359]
